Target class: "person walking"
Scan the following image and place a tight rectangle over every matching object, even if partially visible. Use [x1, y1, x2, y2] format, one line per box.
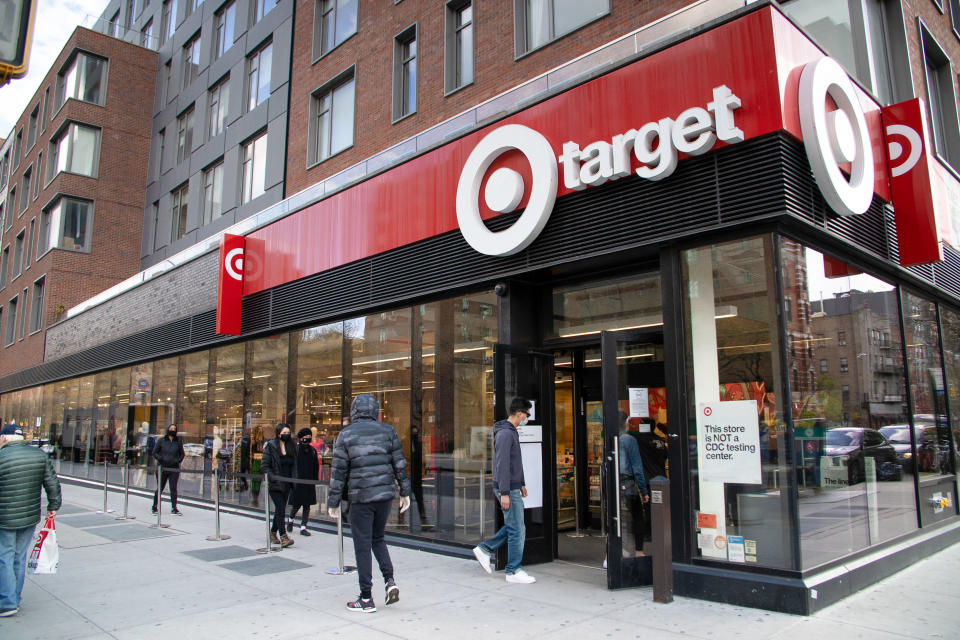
[0, 424, 61, 617]
[288, 428, 319, 536]
[261, 423, 295, 548]
[472, 397, 536, 584]
[152, 424, 185, 515]
[328, 394, 411, 613]
[619, 412, 650, 557]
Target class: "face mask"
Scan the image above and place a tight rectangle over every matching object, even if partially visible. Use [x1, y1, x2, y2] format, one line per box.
[280, 434, 291, 442]
[167, 430, 176, 437]
[519, 416, 529, 427]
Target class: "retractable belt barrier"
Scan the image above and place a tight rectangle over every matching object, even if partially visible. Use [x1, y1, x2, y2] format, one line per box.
[115, 462, 136, 520]
[96, 461, 114, 514]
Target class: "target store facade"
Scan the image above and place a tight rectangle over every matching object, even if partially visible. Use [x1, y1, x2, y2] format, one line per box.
[3, 2, 960, 613]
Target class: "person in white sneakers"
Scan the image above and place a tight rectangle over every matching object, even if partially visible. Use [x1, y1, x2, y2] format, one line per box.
[472, 397, 535, 584]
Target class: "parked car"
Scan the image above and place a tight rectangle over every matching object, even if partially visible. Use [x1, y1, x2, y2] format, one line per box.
[878, 424, 954, 475]
[825, 428, 901, 484]
[878, 425, 914, 473]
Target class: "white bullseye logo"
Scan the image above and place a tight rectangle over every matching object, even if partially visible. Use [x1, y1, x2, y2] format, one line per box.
[885, 124, 923, 178]
[456, 124, 558, 256]
[224, 247, 244, 281]
[798, 57, 875, 216]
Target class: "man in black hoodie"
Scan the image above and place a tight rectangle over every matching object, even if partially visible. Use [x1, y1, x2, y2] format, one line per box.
[152, 424, 185, 515]
[328, 394, 411, 613]
[472, 397, 535, 584]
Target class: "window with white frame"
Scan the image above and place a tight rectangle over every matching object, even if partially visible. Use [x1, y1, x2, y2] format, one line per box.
[171, 183, 189, 241]
[5, 296, 17, 345]
[920, 23, 960, 171]
[516, 0, 608, 55]
[50, 122, 100, 178]
[183, 32, 202, 89]
[152, 202, 162, 250]
[27, 106, 38, 150]
[393, 26, 417, 120]
[29, 276, 44, 333]
[240, 130, 267, 203]
[202, 160, 224, 224]
[247, 41, 272, 111]
[445, 1, 473, 92]
[310, 68, 354, 164]
[0, 246, 7, 288]
[214, 1, 237, 60]
[55, 52, 107, 110]
[253, 0, 277, 24]
[157, 127, 166, 176]
[141, 18, 155, 49]
[13, 130, 22, 168]
[177, 106, 195, 163]
[38, 198, 93, 255]
[0, 151, 8, 190]
[109, 11, 121, 37]
[163, 60, 173, 104]
[840, 357, 849, 373]
[18, 287, 27, 340]
[127, 0, 138, 28]
[208, 75, 230, 138]
[25, 218, 33, 268]
[12, 231, 23, 278]
[161, 0, 177, 45]
[32, 153, 40, 199]
[6, 189, 15, 225]
[314, 0, 358, 58]
[19, 168, 30, 212]
[185, 0, 202, 19]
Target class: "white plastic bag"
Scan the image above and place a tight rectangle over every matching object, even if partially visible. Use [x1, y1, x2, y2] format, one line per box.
[28, 515, 58, 574]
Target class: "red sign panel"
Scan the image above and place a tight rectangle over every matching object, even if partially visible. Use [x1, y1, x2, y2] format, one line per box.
[216, 234, 245, 335]
[881, 99, 943, 266]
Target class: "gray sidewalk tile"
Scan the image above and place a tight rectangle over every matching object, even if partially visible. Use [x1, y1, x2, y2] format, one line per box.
[219, 555, 312, 575]
[181, 545, 256, 562]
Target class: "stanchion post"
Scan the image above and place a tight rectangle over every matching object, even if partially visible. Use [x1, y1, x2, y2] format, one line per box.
[257, 475, 279, 553]
[207, 468, 231, 541]
[326, 503, 356, 575]
[151, 466, 170, 529]
[97, 460, 114, 514]
[116, 462, 135, 520]
[650, 475, 673, 604]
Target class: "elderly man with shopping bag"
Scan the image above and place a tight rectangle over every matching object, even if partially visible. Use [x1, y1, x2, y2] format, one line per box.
[0, 424, 61, 617]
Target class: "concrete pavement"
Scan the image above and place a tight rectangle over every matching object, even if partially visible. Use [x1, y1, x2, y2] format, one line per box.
[2, 482, 958, 640]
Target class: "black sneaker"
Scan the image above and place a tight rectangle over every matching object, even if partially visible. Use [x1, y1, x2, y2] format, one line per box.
[171, 509, 183, 516]
[299, 527, 311, 536]
[287, 520, 293, 533]
[151, 508, 158, 515]
[0, 607, 19, 617]
[346, 596, 376, 613]
[385, 579, 399, 605]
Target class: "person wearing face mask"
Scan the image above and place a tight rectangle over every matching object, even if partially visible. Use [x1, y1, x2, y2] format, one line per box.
[152, 424, 185, 515]
[472, 397, 535, 584]
[261, 423, 295, 547]
[288, 428, 320, 536]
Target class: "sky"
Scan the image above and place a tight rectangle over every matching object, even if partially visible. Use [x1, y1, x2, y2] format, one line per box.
[0, 0, 110, 138]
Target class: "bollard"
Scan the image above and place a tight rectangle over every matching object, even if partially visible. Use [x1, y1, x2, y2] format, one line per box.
[650, 475, 673, 604]
[326, 504, 356, 575]
[257, 475, 279, 553]
[207, 468, 231, 541]
[97, 460, 114, 514]
[150, 466, 170, 529]
[115, 462, 136, 520]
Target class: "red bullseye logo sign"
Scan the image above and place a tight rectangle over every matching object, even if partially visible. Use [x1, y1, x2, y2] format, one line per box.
[216, 234, 245, 335]
[703, 407, 713, 417]
[224, 247, 244, 281]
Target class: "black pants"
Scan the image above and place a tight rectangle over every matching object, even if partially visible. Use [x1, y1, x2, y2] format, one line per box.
[270, 489, 289, 533]
[152, 470, 179, 510]
[349, 500, 394, 599]
[626, 493, 644, 551]
[289, 503, 311, 527]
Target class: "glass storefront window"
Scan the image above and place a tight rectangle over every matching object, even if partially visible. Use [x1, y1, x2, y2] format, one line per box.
[784, 240, 916, 568]
[682, 235, 794, 569]
[940, 307, 960, 478]
[295, 321, 344, 481]
[551, 273, 662, 338]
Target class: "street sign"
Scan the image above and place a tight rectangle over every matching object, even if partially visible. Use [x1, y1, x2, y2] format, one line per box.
[0, 0, 37, 83]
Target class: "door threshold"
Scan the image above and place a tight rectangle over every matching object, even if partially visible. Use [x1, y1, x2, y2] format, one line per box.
[554, 558, 606, 571]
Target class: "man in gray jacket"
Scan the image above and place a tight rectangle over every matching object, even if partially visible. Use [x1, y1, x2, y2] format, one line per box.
[472, 397, 535, 584]
[0, 424, 61, 617]
[328, 394, 411, 613]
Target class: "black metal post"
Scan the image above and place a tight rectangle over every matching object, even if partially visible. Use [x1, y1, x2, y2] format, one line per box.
[650, 475, 673, 604]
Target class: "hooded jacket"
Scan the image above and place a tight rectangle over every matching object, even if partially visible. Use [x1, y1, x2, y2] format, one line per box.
[153, 434, 184, 469]
[0, 440, 62, 530]
[492, 419, 525, 493]
[328, 394, 411, 508]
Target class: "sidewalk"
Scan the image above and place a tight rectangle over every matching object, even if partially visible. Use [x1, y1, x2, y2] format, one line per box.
[3, 482, 958, 640]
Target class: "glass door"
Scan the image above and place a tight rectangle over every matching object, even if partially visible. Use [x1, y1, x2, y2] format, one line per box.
[602, 329, 667, 588]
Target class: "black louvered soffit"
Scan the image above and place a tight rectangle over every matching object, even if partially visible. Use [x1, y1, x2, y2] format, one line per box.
[0, 132, 955, 394]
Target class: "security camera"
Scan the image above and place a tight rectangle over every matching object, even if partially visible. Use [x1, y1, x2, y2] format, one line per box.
[494, 282, 508, 297]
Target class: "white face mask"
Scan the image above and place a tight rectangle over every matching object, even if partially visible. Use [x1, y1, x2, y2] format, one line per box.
[519, 416, 529, 427]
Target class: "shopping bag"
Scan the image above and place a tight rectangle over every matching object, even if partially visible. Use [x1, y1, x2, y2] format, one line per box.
[28, 515, 59, 574]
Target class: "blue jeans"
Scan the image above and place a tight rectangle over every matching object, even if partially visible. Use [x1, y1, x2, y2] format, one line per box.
[0, 526, 34, 610]
[478, 489, 525, 574]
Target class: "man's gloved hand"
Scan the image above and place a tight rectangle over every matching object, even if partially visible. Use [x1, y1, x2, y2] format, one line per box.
[328, 506, 340, 519]
[399, 496, 411, 513]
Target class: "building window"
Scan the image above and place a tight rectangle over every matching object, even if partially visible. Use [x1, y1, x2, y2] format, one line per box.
[214, 1, 237, 60]
[920, 24, 960, 170]
[34, 153, 42, 198]
[163, 60, 173, 104]
[55, 52, 107, 110]
[445, 1, 473, 93]
[5, 296, 17, 346]
[13, 130, 22, 168]
[246, 41, 272, 111]
[39, 198, 92, 255]
[171, 183, 189, 241]
[240, 130, 267, 203]
[838, 330, 847, 346]
[157, 128, 166, 176]
[393, 26, 417, 121]
[12, 231, 23, 279]
[109, 11, 121, 37]
[152, 202, 161, 250]
[840, 357, 849, 373]
[141, 18, 155, 49]
[309, 68, 354, 164]
[27, 106, 39, 150]
[0, 246, 7, 289]
[20, 168, 31, 213]
[784, 298, 792, 321]
[0, 205, 4, 234]
[50, 122, 100, 178]
[0, 151, 8, 190]
[516, 0, 609, 55]
[177, 106, 195, 164]
[820, 359, 828, 373]
[7, 189, 16, 224]
[127, 0, 138, 28]
[208, 75, 229, 138]
[25, 218, 34, 268]
[183, 33, 202, 89]
[29, 277, 44, 333]
[314, 0, 357, 58]
[185, 0, 202, 19]
[17, 287, 27, 340]
[41, 87, 49, 132]
[202, 160, 224, 224]
[253, 0, 277, 24]
[161, 0, 177, 45]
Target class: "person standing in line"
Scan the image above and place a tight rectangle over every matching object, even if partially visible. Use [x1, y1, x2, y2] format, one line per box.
[0, 424, 61, 617]
[289, 428, 319, 536]
[328, 394, 411, 613]
[152, 424, 185, 516]
[472, 397, 536, 584]
[261, 423, 295, 548]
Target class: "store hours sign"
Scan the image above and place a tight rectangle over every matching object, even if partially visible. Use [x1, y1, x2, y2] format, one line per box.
[697, 400, 761, 484]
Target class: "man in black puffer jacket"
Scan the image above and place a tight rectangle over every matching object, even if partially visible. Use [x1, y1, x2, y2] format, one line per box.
[328, 394, 411, 614]
[151, 424, 185, 515]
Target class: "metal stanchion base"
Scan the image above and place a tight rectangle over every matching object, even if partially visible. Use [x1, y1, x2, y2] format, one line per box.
[97, 509, 115, 514]
[115, 515, 136, 520]
[149, 523, 171, 529]
[207, 534, 232, 541]
[566, 532, 588, 538]
[325, 566, 357, 575]
[256, 546, 281, 553]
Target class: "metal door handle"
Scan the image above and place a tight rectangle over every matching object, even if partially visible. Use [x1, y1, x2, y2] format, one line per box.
[613, 438, 621, 538]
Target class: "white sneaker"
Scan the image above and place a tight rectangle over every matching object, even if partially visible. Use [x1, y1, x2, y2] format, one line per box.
[472, 546, 492, 574]
[505, 569, 536, 584]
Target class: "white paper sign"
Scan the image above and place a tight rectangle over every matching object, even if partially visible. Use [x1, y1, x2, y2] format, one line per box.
[520, 442, 543, 509]
[696, 400, 761, 484]
[628, 388, 649, 418]
[517, 424, 542, 443]
[727, 535, 745, 563]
